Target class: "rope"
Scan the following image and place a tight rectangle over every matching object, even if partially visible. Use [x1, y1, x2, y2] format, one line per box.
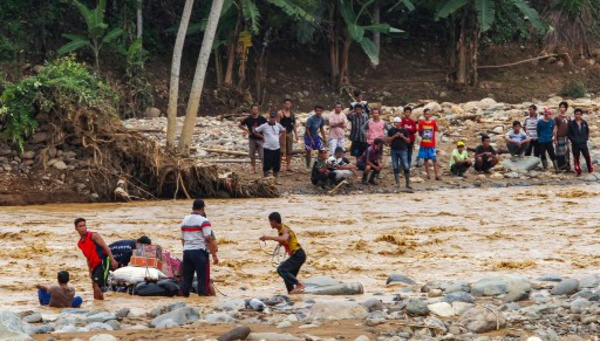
[259, 240, 286, 267]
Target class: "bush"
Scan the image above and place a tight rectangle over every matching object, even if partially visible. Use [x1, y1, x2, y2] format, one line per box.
[561, 80, 587, 98]
[0, 57, 117, 151]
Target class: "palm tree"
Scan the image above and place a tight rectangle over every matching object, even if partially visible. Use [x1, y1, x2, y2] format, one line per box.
[178, 0, 225, 155]
[166, 0, 195, 150]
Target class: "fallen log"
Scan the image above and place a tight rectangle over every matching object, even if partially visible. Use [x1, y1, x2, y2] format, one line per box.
[478, 54, 561, 70]
[217, 325, 251, 341]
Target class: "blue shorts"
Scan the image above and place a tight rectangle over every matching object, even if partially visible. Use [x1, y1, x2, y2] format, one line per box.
[304, 135, 323, 151]
[418, 147, 437, 160]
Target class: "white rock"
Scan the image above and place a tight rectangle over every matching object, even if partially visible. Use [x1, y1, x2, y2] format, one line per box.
[52, 161, 68, 170]
[308, 300, 368, 321]
[89, 335, 118, 341]
[277, 321, 292, 329]
[427, 302, 454, 317]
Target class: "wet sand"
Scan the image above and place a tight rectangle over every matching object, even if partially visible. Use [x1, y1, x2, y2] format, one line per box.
[2, 184, 600, 337]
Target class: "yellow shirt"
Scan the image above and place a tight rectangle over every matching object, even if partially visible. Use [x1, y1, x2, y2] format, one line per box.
[279, 224, 301, 254]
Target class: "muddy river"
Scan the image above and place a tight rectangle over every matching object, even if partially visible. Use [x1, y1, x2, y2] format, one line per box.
[1, 184, 599, 316]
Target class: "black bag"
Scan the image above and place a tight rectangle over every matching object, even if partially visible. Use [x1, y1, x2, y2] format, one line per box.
[133, 279, 180, 297]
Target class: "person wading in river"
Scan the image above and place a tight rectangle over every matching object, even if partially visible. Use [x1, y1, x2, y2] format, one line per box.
[260, 212, 306, 294]
[180, 199, 219, 297]
[74, 218, 118, 300]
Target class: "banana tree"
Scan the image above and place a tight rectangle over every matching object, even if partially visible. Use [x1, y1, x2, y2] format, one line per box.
[434, 0, 544, 85]
[57, 0, 124, 73]
[329, 0, 407, 87]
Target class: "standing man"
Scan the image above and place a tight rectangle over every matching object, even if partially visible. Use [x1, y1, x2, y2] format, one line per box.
[109, 236, 152, 267]
[386, 117, 411, 188]
[304, 105, 327, 172]
[401, 106, 418, 168]
[347, 104, 369, 162]
[524, 104, 540, 157]
[260, 212, 306, 294]
[505, 121, 532, 158]
[418, 109, 441, 180]
[474, 135, 499, 173]
[554, 102, 572, 171]
[362, 108, 389, 146]
[349, 89, 370, 116]
[568, 108, 593, 176]
[328, 102, 348, 155]
[74, 218, 118, 300]
[357, 138, 384, 185]
[180, 199, 219, 297]
[537, 109, 558, 172]
[256, 111, 286, 179]
[278, 99, 298, 173]
[239, 104, 267, 174]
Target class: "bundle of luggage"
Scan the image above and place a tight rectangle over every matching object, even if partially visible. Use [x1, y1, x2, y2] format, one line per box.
[109, 245, 184, 297]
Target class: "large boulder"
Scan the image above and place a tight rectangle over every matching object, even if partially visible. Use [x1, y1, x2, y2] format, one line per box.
[308, 300, 368, 321]
[502, 156, 541, 173]
[303, 283, 363, 295]
[471, 276, 531, 297]
[405, 299, 429, 316]
[458, 307, 506, 333]
[386, 274, 417, 286]
[150, 307, 199, 328]
[0, 311, 33, 341]
[551, 278, 580, 296]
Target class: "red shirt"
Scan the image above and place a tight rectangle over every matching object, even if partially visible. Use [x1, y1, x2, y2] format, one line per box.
[77, 231, 106, 270]
[401, 117, 418, 143]
[418, 120, 438, 148]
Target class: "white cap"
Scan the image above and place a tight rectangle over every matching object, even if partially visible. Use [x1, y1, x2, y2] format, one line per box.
[393, 116, 402, 123]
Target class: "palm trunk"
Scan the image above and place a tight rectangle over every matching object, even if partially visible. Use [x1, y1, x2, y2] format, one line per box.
[339, 33, 352, 87]
[328, 3, 339, 85]
[215, 46, 223, 86]
[166, 0, 195, 150]
[178, 0, 225, 155]
[456, 14, 467, 85]
[136, 0, 143, 40]
[224, 15, 241, 86]
[373, 0, 381, 55]
[469, 25, 480, 86]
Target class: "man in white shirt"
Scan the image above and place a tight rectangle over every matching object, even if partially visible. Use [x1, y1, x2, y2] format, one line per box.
[256, 112, 286, 179]
[327, 147, 357, 182]
[505, 120, 532, 158]
[180, 199, 219, 297]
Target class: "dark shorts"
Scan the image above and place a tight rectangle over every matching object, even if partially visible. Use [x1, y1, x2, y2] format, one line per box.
[351, 141, 369, 157]
[92, 258, 109, 288]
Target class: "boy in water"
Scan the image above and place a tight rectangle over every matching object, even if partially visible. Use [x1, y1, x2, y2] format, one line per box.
[260, 212, 306, 294]
[37, 271, 83, 308]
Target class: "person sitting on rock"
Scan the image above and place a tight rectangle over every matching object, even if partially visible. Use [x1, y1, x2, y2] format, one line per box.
[311, 148, 336, 189]
[109, 235, 152, 268]
[327, 147, 357, 184]
[505, 120, 531, 158]
[260, 212, 306, 294]
[36, 271, 83, 308]
[474, 135, 499, 173]
[449, 141, 471, 177]
[357, 138, 384, 185]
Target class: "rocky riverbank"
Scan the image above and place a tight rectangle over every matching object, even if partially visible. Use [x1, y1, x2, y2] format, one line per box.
[4, 274, 600, 340]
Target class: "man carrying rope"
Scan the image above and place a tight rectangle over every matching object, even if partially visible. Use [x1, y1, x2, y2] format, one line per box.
[260, 212, 306, 294]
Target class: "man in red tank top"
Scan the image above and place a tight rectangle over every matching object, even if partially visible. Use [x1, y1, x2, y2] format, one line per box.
[75, 218, 118, 300]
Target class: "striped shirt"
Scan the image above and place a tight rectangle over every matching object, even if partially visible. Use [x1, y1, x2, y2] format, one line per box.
[181, 212, 213, 251]
[524, 116, 540, 139]
[348, 112, 369, 142]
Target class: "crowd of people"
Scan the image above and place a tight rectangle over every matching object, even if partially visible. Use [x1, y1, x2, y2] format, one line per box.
[239, 93, 594, 190]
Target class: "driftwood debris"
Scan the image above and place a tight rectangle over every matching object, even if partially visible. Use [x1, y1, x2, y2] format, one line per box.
[477, 53, 572, 70]
[216, 325, 251, 341]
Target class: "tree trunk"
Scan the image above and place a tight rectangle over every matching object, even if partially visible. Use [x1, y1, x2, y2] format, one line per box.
[328, 3, 339, 86]
[166, 0, 195, 150]
[178, 0, 225, 155]
[224, 15, 241, 86]
[339, 33, 352, 87]
[469, 25, 480, 86]
[215, 46, 223, 86]
[373, 0, 381, 55]
[136, 0, 143, 40]
[456, 14, 467, 85]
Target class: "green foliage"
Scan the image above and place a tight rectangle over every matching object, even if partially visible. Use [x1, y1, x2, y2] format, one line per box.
[116, 38, 153, 117]
[0, 57, 117, 151]
[561, 80, 587, 98]
[58, 0, 125, 71]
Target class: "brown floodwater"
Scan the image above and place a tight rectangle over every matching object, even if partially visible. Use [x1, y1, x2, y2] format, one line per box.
[1, 184, 599, 317]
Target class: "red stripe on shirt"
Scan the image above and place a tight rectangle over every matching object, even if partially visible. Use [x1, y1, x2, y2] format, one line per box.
[182, 227, 202, 232]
